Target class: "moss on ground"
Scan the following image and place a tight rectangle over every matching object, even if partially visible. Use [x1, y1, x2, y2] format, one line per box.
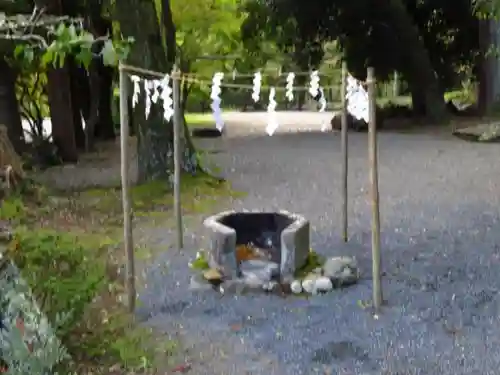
[82, 173, 245, 221]
[185, 113, 214, 128]
[189, 251, 210, 271]
[294, 250, 325, 279]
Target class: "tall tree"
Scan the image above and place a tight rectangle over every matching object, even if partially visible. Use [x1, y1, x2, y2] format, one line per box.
[247, 0, 479, 120]
[67, 0, 116, 150]
[172, 0, 244, 108]
[474, 0, 500, 114]
[112, 0, 197, 182]
[30, 0, 80, 162]
[0, 58, 25, 153]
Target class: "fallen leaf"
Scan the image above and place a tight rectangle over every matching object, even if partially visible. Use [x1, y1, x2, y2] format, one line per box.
[171, 363, 191, 373]
[230, 323, 242, 331]
[203, 268, 222, 281]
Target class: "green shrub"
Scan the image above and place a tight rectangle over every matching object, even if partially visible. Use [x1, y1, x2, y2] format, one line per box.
[6, 229, 107, 341]
[0, 198, 27, 222]
[0, 259, 70, 375]
[294, 250, 325, 279]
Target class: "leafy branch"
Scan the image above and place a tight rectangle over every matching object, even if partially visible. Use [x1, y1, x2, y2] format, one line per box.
[0, 11, 134, 69]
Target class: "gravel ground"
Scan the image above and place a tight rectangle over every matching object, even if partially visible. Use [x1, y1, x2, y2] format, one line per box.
[136, 113, 500, 375]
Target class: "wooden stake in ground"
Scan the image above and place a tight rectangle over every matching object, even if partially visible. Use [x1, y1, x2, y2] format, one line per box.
[172, 68, 184, 250]
[367, 67, 383, 312]
[119, 63, 136, 312]
[340, 62, 349, 242]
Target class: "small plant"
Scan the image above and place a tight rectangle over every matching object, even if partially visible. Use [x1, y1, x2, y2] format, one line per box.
[6, 229, 107, 339]
[0, 198, 26, 222]
[0, 260, 71, 375]
[189, 251, 210, 270]
[294, 249, 325, 279]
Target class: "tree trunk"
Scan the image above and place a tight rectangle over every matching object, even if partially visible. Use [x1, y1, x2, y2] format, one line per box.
[88, 14, 116, 142]
[294, 51, 310, 111]
[68, 59, 86, 150]
[115, 0, 196, 183]
[477, 19, 491, 115]
[386, 0, 446, 121]
[477, 18, 500, 115]
[41, 0, 79, 162]
[160, 0, 177, 66]
[0, 58, 25, 153]
[94, 64, 116, 141]
[46, 67, 78, 162]
[411, 89, 426, 116]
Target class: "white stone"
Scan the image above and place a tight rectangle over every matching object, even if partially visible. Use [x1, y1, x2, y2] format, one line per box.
[263, 281, 278, 291]
[314, 276, 333, 292]
[302, 279, 315, 294]
[242, 272, 263, 287]
[290, 280, 303, 294]
[322, 256, 360, 287]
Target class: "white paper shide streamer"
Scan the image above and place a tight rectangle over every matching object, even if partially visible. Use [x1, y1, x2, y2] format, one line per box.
[252, 72, 262, 102]
[159, 74, 174, 122]
[285, 72, 295, 102]
[346, 74, 369, 122]
[130, 75, 141, 108]
[151, 80, 161, 104]
[266, 87, 278, 135]
[211, 72, 224, 131]
[318, 88, 329, 132]
[143, 79, 152, 119]
[308, 70, 320, 98]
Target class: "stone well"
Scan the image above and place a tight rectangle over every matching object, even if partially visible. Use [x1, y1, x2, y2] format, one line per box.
[203, 210, 310, 283]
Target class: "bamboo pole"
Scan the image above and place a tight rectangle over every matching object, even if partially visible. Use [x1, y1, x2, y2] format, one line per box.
[367, 67, 382, 312]
[172, 67, 184, 250]
[340, 62, 348, 242]
[119, 63, 136, 312]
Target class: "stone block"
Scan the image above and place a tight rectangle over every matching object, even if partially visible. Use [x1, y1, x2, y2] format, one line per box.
[203, 209, 310, 282]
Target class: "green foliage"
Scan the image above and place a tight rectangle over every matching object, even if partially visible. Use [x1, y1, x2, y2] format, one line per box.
[246, 0, 480, 90]
[294, 250, 325, 279]
[11, 23, 134, 70]
[6, 228, 107, 339]
[0, 261, 71, 375]
[171, 0, 244, 73]
[0, 197, 27, 221]
[294, 249, 325, 279]
[189, 251, 210, 270]
[0, 192, 164, 372]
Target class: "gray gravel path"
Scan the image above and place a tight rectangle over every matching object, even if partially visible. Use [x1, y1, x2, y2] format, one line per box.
[137, 116, 500, 375]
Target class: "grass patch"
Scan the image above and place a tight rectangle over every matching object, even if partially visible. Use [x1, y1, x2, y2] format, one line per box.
[81, 173, 245, 222]
[185, 113, 214, 128]
[0, 195, 172, 373]
[377, 95, 411, 108]
[0, 172, 241, 373]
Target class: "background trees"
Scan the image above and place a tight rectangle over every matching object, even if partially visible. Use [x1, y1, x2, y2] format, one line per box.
[242, 0, 482, 120]
[0, 0, 497, 179]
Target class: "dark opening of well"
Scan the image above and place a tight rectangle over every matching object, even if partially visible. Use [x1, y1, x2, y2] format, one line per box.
[219, 212, 293, 264]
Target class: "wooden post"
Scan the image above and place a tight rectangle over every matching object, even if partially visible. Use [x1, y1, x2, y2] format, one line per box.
[119, 63, 135, 312]
[367, 67, 382, 312]
[172, 68, 184, 250]
[340, 62, 348, 242]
